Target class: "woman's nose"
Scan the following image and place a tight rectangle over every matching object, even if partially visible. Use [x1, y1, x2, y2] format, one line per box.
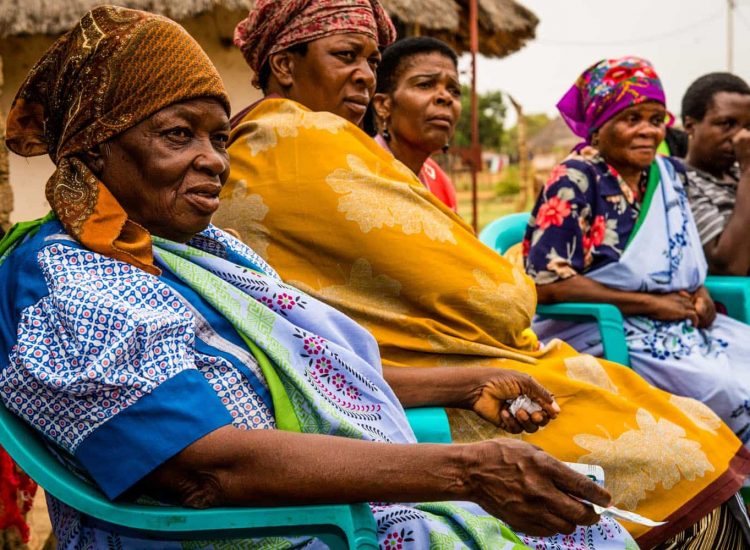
[435, 88, 453, 106]
[194, 142, 228, 176]
[353, 60, 376, 88]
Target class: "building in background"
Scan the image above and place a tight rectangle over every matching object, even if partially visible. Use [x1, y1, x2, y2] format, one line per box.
[0, 0, 538, 226]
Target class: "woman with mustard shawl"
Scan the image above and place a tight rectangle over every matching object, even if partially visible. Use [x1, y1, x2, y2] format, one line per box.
[215, 0, 750, 547]
[1, 6, 640, 550]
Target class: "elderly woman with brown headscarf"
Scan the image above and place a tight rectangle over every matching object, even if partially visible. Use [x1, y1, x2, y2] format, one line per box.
[215, 1, 750, 547]
[0, 5, 645, 549]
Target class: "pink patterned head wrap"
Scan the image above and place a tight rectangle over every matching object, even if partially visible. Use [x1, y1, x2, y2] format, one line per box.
[234, 0, 396, 87]
[557, 56, 666, 140]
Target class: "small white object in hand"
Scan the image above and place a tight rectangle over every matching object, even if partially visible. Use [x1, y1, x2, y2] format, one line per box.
[508, 395, 543, 417]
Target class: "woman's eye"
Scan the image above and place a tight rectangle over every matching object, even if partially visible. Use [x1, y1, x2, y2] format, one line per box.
[417, 81, 432, 89]
[449, 87, 462, 97]
[335, 51, 355, 62]
[166, 127, 192, 140]
[212, 134, 229, 148]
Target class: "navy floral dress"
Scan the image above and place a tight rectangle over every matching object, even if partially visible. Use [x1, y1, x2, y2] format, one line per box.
[523, 148, 680, 285]
[522, 150, 750, 446]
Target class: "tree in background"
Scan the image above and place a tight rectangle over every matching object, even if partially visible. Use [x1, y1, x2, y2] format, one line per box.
[503, 112, 551, 160]
[453, 85, 506, 150]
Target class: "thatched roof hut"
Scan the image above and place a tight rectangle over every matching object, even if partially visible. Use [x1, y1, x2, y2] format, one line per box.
[0, 0, 538, 57]
[0, 0, 538, 224]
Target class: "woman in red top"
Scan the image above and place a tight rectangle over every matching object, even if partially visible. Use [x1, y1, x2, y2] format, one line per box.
[368, 36, 459, 211]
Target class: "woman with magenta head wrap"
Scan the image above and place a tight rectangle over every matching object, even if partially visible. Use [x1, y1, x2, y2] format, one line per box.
[525, 56, 750, 463]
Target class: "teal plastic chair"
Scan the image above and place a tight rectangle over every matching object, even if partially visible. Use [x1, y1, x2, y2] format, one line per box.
[0, 400, 382, 548]
[704, 275, 750, 323]
[405, 407, 452, 443]
[479, 214, 750, 366]
[0, 397, 453, 548]
[479, 213, 630, 367]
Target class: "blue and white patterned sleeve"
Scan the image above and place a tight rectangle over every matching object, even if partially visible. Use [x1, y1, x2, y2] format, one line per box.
[1, 242, 233, 499]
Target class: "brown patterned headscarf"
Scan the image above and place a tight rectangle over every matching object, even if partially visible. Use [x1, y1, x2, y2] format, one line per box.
[235, 0, 396, 87]
[6, 6, 230, 275]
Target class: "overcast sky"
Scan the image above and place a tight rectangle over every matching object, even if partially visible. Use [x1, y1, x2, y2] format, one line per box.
[461, 0, 750, 125]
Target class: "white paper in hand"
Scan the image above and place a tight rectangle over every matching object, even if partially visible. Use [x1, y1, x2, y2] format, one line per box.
[589, 503, 666, 527]
[507, 395, 543, 417]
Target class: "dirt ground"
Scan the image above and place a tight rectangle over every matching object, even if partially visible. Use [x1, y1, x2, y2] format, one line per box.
[27, 489, 52, 550]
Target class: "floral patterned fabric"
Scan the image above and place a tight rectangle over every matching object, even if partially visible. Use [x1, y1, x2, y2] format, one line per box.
[524, 148, 653, 285]
[0, 218, 636, 550]
[557, 56, 666, 140]
[215, 97, 750, 547]
[234, 0, 396, 86]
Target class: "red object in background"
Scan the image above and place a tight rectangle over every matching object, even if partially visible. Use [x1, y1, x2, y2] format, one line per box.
[420, 158, 458, 212]
[0, 448, 36, 543]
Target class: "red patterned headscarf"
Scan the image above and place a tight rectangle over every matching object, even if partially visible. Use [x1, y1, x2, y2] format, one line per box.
[235, 0, 396, 87]
[6, 6, 229, 275]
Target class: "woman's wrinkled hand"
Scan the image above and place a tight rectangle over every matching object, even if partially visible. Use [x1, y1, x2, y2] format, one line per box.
[692, 286, 716, 329]
[463, 439, 609, 536]
[468, 370, 560, 434]
[646, 291, 699, 326]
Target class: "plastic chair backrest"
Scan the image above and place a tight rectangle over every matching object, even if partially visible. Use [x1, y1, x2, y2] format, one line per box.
[478, 212, 530, 254]
[0, 401, 377, 548]
[479, 213, 631, 367]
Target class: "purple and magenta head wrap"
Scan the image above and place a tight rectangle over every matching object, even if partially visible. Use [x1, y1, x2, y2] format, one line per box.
[235, 0, 396, 87]
[557, 56, 666, 140]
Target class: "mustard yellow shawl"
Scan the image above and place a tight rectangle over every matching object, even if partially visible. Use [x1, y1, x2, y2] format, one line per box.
[217, 98, 750, 546]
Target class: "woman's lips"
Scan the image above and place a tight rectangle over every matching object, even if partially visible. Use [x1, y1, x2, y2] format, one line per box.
[426, 117, 453, 130]
[184, 184, 221, 215]
[344, 97, 369, 116]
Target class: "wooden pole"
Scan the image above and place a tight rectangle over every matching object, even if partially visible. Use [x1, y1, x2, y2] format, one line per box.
[0, 56, 13, 233]
[728, 0, 735, 72]
[508, 95, 530, 211]
[469, 0, 479, 232]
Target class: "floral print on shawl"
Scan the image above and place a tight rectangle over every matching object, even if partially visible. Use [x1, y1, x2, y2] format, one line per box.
[524, 151, 685, 285]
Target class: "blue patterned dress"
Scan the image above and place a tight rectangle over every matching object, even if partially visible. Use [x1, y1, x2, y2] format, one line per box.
[0, 219, 634, 549]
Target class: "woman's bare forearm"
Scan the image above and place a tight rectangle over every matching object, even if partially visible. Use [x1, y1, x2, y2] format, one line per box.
[383, 365, 498, 408]
[536, 275, 654, 316]
[146, 425, 469, 508]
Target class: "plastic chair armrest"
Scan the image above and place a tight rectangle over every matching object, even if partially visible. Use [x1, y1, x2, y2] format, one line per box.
[705, 275, 750, 323]
[536, 302, 630, 367]
[405, 407, 452, 443]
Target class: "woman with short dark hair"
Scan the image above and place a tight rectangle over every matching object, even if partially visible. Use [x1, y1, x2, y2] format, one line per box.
[368, 36, 460, 211]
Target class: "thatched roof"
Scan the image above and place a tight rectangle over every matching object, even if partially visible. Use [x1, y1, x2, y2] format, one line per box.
[0, 0, 238, 37]
[0, 0, 537, 58]
[529, 117, 578, 154]
[379, 0, 460, 31]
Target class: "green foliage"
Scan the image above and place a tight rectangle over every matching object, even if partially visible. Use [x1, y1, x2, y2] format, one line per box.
[494, 165, 521, 197]
[453, 85, 507, 150]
